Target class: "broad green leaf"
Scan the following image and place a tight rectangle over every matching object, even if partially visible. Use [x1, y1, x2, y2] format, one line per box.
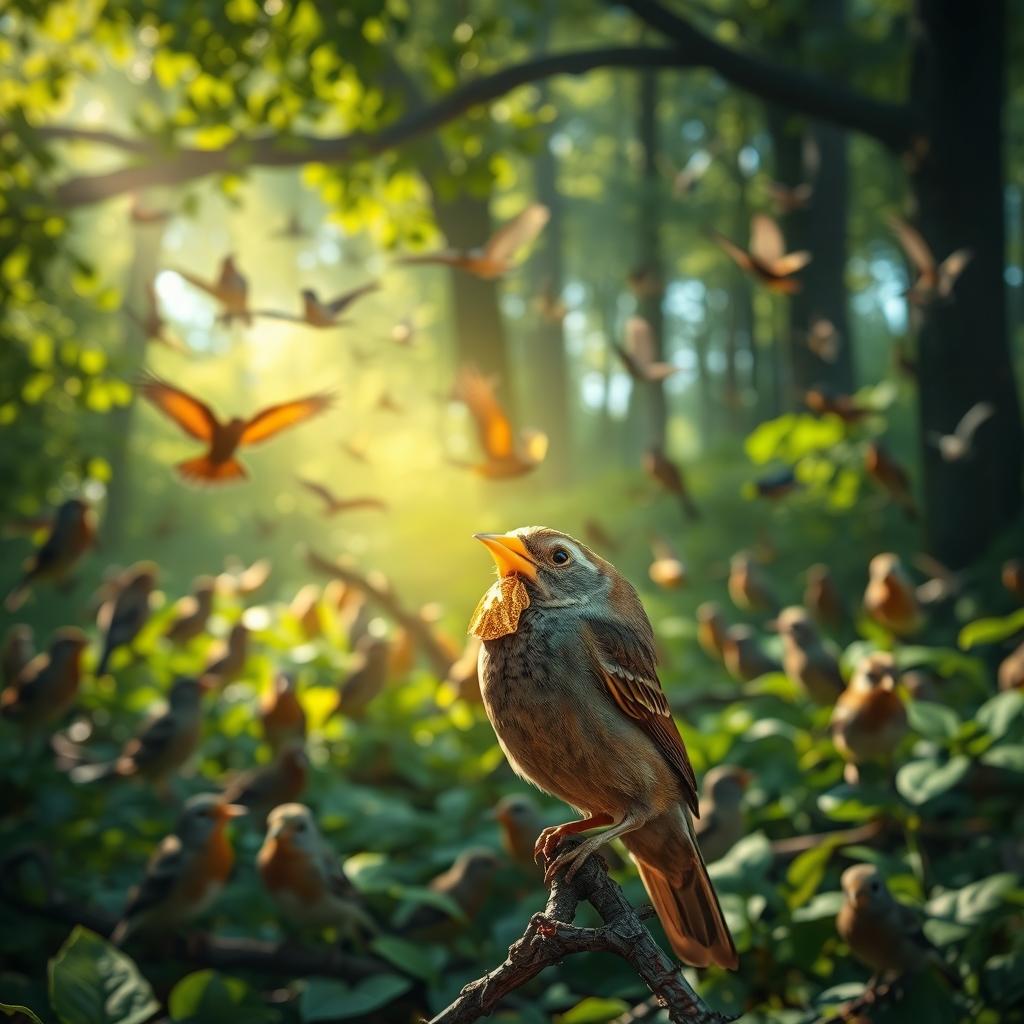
[558, 997, 631, 1023]
[976, 690, 1024, 739]
[168, 970, 277, 1024]
[369, 935, 446, 982]
[958, 609, 1024, 650]
[906, 699, 960, 740]
[300, 975, 411, 1023]
[1, 1006, 44, 1024]
[895, 756, 969, 805]
[785, 837, 842, 909]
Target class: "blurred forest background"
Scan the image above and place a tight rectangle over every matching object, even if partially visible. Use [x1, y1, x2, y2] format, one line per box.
[2, 1, 1024, 1023]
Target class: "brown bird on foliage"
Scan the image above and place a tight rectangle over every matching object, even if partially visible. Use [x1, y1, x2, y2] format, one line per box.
[260, 672, 307, 755]
[70, 676, 204, 799]
[865, 441, 919, 520]
[831, 652, 908, 783]
[256, 282, 379, 328]
[649, 536, 687, 589]
[201, 623, 249, 689]
[805, 387, 871, 425]
[446, 635, 483, 703]
[139, 374, 334, 484]
[728, 552, 779, 614]
[804, 564, 848, 632]
[111, 794, 245, 946]
[473, 528, 738, 969]
[289, 584, 323, 640]
[0, 627, 88, 738]
[298, 478, 387, 517]
[1002, 559, 1024, 604]
[172, 254, 251, 325]
[774, 606, 844, 705]
[864, 553, 923, 637]
[707, 214, 811, 294]
[452, 367, 548, 478]
[5, 498, 95, 612]
[2, 624, 34, 688]
[223, 743, 308, 822]
[696, 602, 729, 664]
[643, 446, 700, 522]
[493, 793, 546, 869]
[927, 402, 995, 463]
[888, 215, 972, 306]
[97, 562, 157, 677]
[402, 848, 501, 939]
[397, 203, 549, 279]
[998, 641, 1024, 692]
[723, 625, 780, 683]
[695, 766, 751, 864]
[613, 316, 678, 383]
[330, 636, 391, 721]
[164, 576, 216, 645]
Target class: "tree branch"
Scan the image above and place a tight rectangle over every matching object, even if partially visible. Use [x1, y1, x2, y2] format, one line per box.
[614, 0, 916, 149]
[427, 840, 733, 1024]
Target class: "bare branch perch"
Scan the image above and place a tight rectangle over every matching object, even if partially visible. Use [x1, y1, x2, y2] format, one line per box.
[426, 840, 733, 1024]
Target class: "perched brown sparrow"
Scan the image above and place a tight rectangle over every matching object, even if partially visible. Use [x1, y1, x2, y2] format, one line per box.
[330, 636, 391, 720]
[1, 627, 88, 737]
[139, 374, 334, 484]
[695, 766, 751, 864]
[864, 554, 923, 637]
[493, 793, 546, 868]
[998, 641, 1024, 691]
[774, 607, 844, 705]
[260, 672, 307, 755]
[446, 635, 483, 703]
[256, 282, 379, 328]
[402, 848, 501, 938]
[397, 203, 549, 279]
[865, 442, 919, 520]
[534, 279, 568, 324]
[97, 562, 157, 677]
[927, 402, 995, 463]
[728, 552, 779, 614]
[164, 576, 216, 645]
[804, 564, 847, 632]
[2, 624, 34, 688]
[201, 623, 250, 690]
[222, 743, 308, 822]
[831, 653, 908, 783]
[5, 498, 96, 611]
[613, 316, 678, 383]
[218, 557, 272, 597]
[298, 478, 387, 517]
[888, 215, 972, 306]
[172, 254, 251, 325]
[696, 602, 729, 664]
[473, 528, 737, 969]
[722, 625, 780, 683]
[648, 536, 687, 589]
[1001, 559, 1024, 603]
[289, 584, 323, 640]
[707, 214, 811, 294]
[643, 447, 700, 522]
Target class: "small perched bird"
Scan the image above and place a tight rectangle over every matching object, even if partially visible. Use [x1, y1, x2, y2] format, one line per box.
[837, 864, 954, 981]
[648, 536, 687, 589]
[172, 254, 251, 325]
[493, 794, 545, 868]
[643, 447, 700, 522]
[888, 215, 972, 306]
[864, 553, 923, 637]
[805, 387, 871, 425]
[695, 766, 751, 864]
[613, 316, 678, 383]
[774, 607, 845, 705]
[402, 848, 501, 938]
[707, 214, 811, 294]
[331, 636, 391, 721]
[446, 635, 483, 703]
[222, 743, 309, 822]
[260, 672, 307, 755]
[290, 584, 323, 640]
[201, 623, 250, 689]
[927, 402, 995, 462]
[804, 564, 847, 632]
[473, 528, 737, 969]
[139, 374, 334, 484]
[397, 203, 549, 279]
[97, 562, 158, 677]
[723, 625, 780, 683]
[2, 624, 34, 687]
[1, 627, 88, 738]
[728, 552, 779, 614]
[452, 367, 548, 479]
[998, 641, 1024, 691]
[298, 479, 387, 517]
[831, 653, 908, 783]
[5, 498, 96, 611]
[803, 316, 841, 364]
[70, 676, 204, 798]
[865, 442, 919, 520]
[258, 803, 376, 940]
[111, 794, 245, 945]
[696, 602, 729, 664]
[1002, 559, 1024, 604]
[164, 576, 216, 645]
[218, 557, 272, 597]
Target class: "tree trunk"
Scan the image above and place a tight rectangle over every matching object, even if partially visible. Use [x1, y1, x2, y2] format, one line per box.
[910, 0, 1022, 566]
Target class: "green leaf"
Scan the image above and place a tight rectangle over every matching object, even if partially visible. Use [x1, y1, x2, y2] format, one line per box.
[958, 609, 1024, 650]
[707, 833, 773, 890]
[792, 891, 844, 922]
[369, 935, 446, 982]
[168, 970, 276, 1023]
[980, 743, 1024, 771]
[906, 699, 960, 740]
[299, 975, 412, 1023]
[895, 756, 969, 805]
[558, 997, 631, 1023]
[1, 1006, 45, 1024]
[976, 690, 1024, 739]
[785, 837, 842, 909]
[48, 927, 158, 1024]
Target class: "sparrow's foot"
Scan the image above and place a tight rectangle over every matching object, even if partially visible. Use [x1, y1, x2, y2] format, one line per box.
[534, 813, 613, 864]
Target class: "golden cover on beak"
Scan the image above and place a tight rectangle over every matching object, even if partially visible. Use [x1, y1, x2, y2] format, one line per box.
[474, 533, 538, 580]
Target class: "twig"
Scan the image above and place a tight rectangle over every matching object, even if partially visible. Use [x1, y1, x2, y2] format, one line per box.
[610, 995, 665, 1024]
[769, 819, 889, 861]
[815, 977, 898, 1024]
[426, 841, 733, 1024]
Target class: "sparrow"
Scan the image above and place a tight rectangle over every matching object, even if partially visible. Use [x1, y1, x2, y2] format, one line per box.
[201, 623, 249, 689]
[865, 441, 919, 520]
[397, 203, 549, 279]
[864, 553, 923, 637]
[648, 536, 687, 589]
[696, 602, 728, 664]
[290, 584, 323, 640]
[707, 214, 811, 294]
[401, 848, 501, 938]
[1002, 559, 1024, 603]
[446, 635, 483, 703]
[888, 215, 973, 306]
[472, 528, 738, 969]
[2, 624, 34, 688]
[728, 552, 779, 614]
[802, 316, 841, 364]
[831, 653, 908, 783]
[139, 373, 334, 484]
[753, 466, 799, 500]
[913, 553, 963, 606]
[694, 766, 751, 864]
[111, 794, 246, 945]
[643, 447, 700, 522]
[298, 478, 387, 517]
[493, 793, 545, 868]
[96, 562, 158, 677]
[70, 676, 204, 798]
[172, 254, 251, 325]
[722, 625, 780, 683]
[613, 316, 678, 383]
[125, 280, 187, 352]
[804, 564, 848, 632]
[217, 557, 272, 597]
[256, 282, 379, 328]
[837, 863, 955, 981]
[258, 803, 376, 940]
[330, 636, 391, 720]
[805, 387, 871, 425]
[5, 498, 96, 611]
[452, 367, 548, 478]
[774, 606, 845, 705]
[164, 576, 216, 645]
[0, 627, 88, 737]
[998, 641, 1024, 691]
[271, 210, 311, 240]
[926, 402, 995, 462]
[222, 743, 309, 822]
[260, 672, 307, 755]
[766, 180, 813, 213]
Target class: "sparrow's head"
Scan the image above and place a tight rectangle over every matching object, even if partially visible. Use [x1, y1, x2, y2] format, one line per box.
[264, 802, 320, 853]
[840, 863, 889, 910]
[869, 552, 902, 582]
[274, 671, 298, 695]
[168, 675, 203, 708]
[703, 765, 752, 806]
[494, 793, 540, 830]
[852, 652, 898, 692]
[697, 601, 724, 625]
[51, 627, 89, 659]
[806, 563, 831, 586]
[449, 847, 501, 887]
[56, 498, 89, 527]
[193, 575, 216, 599]
[177, 793, 245, 844]
[773, 606, 819, 646]
[126, 561, 159, 594]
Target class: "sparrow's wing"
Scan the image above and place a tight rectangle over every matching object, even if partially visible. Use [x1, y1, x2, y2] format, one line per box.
[611, 343, 642, 380]
[121, 835, 184, 920]
[584, 615, 700, 815]
[484, 203, 550, 264]
[706, 229, 755, 273]
[299, 478, 338, 508]
[455, 368, 514, 459]
[955, 401, 995, 442]
[888, 215, 935, 274]
[138, 374, 218, 442]
[239, 392, 334, 446]
[326, 281, 380, 315]
[749, 214, 785, 263]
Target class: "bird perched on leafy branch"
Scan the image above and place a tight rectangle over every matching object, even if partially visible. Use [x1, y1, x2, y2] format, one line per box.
[804, 564, 847, 633]
[222, 743, 308, 822]
[707, 213, 811, 294]
[171, 254, 251, 325]
[696, 602, 729, 664]
[774, 606, 844, 705]
[695, 766, 751, 864]
[201, 623, 250, 690]
[164, 576, 215, 646]
[96, 562, 157, 677]
[401, 848, 501, 940]
[864, 553, 923, 638]
[260, 672, 307, 755]
[728, 552, 779, 614]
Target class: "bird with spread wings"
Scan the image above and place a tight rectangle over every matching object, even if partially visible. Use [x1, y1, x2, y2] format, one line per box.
[707, 214, 811, 294]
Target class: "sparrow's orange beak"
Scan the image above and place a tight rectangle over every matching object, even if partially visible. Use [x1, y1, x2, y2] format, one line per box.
[474, 533, 538, 580]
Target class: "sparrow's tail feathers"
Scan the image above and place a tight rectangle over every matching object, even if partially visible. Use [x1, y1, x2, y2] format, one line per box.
[176, 456, 247, 484]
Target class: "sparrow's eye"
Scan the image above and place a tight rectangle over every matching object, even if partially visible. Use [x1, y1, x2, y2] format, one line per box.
[551, 548, 570, 565]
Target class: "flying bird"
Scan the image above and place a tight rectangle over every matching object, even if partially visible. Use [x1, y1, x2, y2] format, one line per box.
[613, 316, 678, 383]
[888, 215, 972, 306]
[927, 402, 995, 462]
[256, 282, 379, 328]
[707, 214, 811, 294]
[766, 181, 813, 213]
[643, 447, 700, 521]
[138, 373, 334, 483]
[298, 479, 387, 517]
[171, 255, 251, 325]
[397, 203, 549, 279]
